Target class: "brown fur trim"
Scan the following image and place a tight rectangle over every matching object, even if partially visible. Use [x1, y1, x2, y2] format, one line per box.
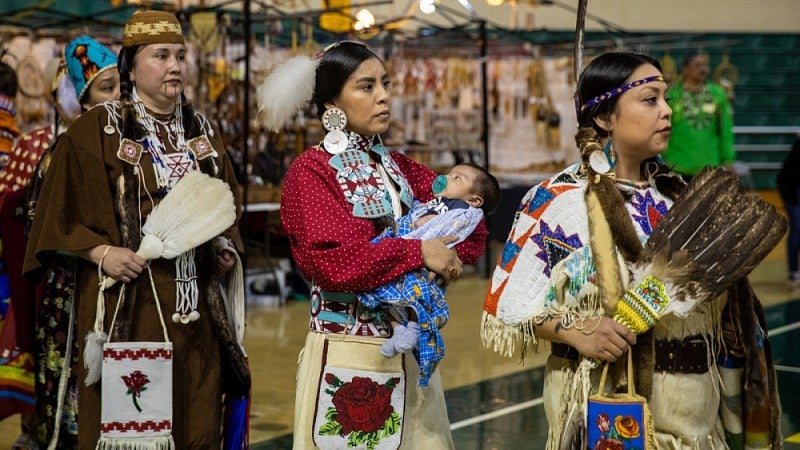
[631, 330, 654, 399]
[725, 279, 783, 449]
[585, 189, 623, 314]
[197, 244, 251, 396]
[591, 176, 643, 263]
[109, 162, 141, 342]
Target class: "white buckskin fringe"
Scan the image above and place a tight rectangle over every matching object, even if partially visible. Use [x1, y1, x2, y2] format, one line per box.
[480, 312, 537, 359]
[96, 436, 175, 450]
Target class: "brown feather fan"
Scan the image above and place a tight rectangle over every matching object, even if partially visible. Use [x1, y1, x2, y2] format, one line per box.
[620, 166, 787, 328]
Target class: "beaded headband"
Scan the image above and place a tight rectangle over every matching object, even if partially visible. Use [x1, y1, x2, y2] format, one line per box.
[575, 75, 665, 116]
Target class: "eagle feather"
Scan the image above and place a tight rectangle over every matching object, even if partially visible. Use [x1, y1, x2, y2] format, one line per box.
[632, 166, 786, 316]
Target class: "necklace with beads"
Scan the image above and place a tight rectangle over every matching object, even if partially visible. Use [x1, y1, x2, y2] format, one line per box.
[679, 83, 715, 129]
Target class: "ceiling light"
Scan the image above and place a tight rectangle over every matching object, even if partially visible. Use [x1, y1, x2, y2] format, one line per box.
[420, 0, 436, 14]
[355, 8, 375, 29]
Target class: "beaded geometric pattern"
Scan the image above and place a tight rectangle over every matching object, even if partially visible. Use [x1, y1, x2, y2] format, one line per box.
[629, 190, 669, 235]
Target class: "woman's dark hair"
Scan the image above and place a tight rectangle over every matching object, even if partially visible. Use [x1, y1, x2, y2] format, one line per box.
[682, 49, 707, 68]
[575, 52, 662, 138]
[0, 62, 18, 98]
[117, 46, 198, 141]
[313, 42, 381, 119]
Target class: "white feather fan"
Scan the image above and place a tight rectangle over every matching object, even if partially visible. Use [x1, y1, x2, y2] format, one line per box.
[100, 170, 237, 289]
[256, 55, 319, 132]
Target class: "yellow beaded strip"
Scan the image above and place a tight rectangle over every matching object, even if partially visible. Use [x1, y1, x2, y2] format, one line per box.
[613, 276, 670, 334]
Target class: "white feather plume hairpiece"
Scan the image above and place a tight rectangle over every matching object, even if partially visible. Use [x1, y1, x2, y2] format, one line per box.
[256, 55, 320, 132]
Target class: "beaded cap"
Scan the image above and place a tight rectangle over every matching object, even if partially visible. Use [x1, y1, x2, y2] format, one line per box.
[65, 36, 117, 101]
[122, 10, 184, 48]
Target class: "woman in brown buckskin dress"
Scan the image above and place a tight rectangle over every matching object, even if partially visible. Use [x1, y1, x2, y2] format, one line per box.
[25, 11, 245, 448]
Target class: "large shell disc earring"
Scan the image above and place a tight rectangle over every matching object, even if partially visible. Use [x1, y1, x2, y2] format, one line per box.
[322, 107, 349, 154]
[589, 136, 617, 174]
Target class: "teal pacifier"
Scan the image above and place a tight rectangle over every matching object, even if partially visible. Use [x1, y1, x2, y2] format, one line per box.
[432, 175, 447, 195]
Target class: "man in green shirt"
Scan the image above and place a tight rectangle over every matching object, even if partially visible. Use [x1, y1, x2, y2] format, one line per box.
[663, 51, 735, 179]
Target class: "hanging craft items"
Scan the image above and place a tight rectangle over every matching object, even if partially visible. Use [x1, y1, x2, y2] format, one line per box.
[15, 56, 48, 126]
[659, 53, 678, 82]
[189, 11, 221, 54]
[547, 109, 561, 151]
[714, 51, 739, 102]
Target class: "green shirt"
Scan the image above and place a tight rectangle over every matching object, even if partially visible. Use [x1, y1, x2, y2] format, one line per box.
[663, 81, 735, 176]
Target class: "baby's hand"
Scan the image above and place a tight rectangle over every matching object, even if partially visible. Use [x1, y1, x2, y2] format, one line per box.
[412, 214, 436, 229]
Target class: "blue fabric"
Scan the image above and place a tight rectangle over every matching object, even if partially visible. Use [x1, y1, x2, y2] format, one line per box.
[223, 394, 250, 449]
[359, 266, 448, 387]
[358, 200, 477, 386]
[64, 36, 117, 101]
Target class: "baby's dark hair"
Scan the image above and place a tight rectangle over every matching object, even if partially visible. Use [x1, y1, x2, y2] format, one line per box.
[461, 162, 500, 215]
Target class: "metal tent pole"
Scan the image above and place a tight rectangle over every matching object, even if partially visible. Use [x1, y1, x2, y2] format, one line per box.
[242, 0, 252, 273]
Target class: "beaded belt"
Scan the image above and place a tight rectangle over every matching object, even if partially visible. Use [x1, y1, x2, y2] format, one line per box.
[308, 286, 392, 337]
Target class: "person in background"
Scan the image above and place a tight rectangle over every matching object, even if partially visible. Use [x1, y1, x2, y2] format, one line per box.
[662, 50, 735, 180]
[24, 11, 245, 448]
[0, 59, 25, 442]
[482, 52, 781, 449]
[258, 41, 487, 449]
[778, 135, 800, 285]
[0, 35, 120, 449]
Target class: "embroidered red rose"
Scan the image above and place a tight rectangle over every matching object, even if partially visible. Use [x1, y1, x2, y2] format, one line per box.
[594, 437, 624, 450]
[122, 370, 150, 412]
[331, 376, 394, 434]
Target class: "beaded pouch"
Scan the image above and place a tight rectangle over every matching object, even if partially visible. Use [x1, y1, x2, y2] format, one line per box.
[310, 334, 406, 450]
[586, 352, 657, 450]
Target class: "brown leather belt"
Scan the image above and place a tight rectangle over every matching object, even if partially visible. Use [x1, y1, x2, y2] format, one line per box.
[551, 335, 710, 374]
[654, 335, 710, 374]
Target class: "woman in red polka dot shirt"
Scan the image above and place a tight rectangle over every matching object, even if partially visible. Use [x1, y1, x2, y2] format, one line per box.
[259, 41, 487, 449]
